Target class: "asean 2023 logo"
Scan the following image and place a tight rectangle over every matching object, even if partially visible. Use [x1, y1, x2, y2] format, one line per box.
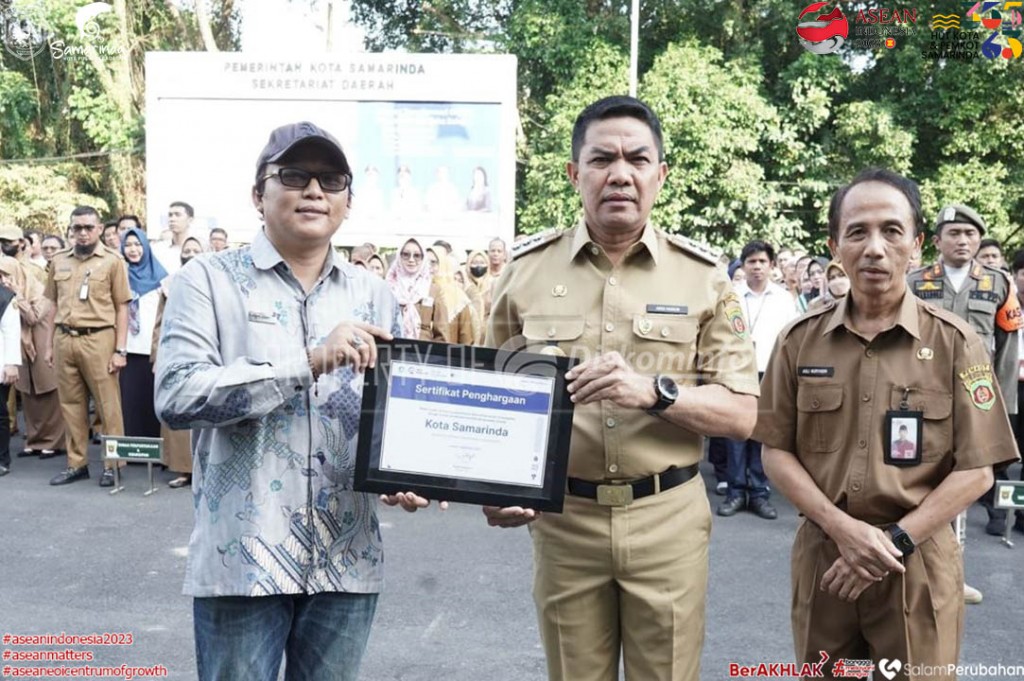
[797, 2, 849, 54]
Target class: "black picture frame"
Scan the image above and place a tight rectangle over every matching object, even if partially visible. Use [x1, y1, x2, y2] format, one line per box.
[355, 338, 578, 512]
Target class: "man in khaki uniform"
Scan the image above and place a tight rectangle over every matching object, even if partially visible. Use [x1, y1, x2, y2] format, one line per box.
[43, 205, 132, 487]
[756, 169, 1017, 680]
[483, 96, 760, 681]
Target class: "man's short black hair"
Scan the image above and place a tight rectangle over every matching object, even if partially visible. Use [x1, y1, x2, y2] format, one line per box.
[978, 237, 1001, 252]
[1011, 249, 1024, 275]
[740, 240, 776, 265]
[170, 201, 194, 218]
[210, 228, 228, 239]
[571, 96, 665, 163]
[24, 229, 40, 243]
[899, 424, 908, 432]
[117, 214, 142, 230]
[827, 168, 924, 243]
[42, 235, 65, 249]
[69, 205, 101, 223]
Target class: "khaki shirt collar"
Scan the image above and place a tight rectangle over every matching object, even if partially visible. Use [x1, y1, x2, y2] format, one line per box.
[567, 219, 660, 265]
[823, 288, 921, 341]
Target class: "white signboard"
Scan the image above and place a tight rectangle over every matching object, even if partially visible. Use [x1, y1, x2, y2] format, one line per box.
[145, 52, 518, 251]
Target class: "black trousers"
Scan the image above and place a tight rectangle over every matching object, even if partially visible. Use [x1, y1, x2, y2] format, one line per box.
[118, 354, 161, 438]
[0, 383, 10, 468]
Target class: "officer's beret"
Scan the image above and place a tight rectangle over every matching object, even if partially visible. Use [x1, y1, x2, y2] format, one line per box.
[935, 204, 986, 236]
[0, 223, 23, 241]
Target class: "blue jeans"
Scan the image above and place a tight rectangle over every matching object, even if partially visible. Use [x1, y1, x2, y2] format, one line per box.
[707, 436, 728, 483]
[724, 437, 769, 501]
[194, 592, 378, 681]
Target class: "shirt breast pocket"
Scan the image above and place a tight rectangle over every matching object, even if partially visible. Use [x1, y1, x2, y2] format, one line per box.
[629, 314, 697, 376]
[967, 298, 996, 337]
[796, 384, 844, 453]
[522, 315, 587, 359]
[890, 388, 952, 462]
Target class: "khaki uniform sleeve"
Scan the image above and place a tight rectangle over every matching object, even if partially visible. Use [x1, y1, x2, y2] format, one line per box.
[484, 266, 520, 349]
[456, 304, 476, 345]
[696, 268, 759, 396]
[751, 331, 799, 453]
[43, 260, 56, 302]
[951, 333, 1020, 470]
[110, 257, 132, 305]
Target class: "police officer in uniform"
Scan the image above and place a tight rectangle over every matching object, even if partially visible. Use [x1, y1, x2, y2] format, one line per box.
[756, 169, 1018, 679]
[906, 204, 1022, 592]
[483, 96, 760, 681]
[44, 206, 132, 487]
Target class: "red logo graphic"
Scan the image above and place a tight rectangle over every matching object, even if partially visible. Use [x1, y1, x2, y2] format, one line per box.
[885, 37, 897, 48]
[973, 384, 993, 405]
[797, 2, 849, 54]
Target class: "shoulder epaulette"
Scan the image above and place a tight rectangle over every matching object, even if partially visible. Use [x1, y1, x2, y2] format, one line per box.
[511, 229, 564, 260]
[920, 301, 975, 338]
[664, 233, 720, 266]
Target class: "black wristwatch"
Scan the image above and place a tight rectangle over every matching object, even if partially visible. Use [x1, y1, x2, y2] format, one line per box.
[115, 348, 128, 357]
[886, 524, 916, 557]
[646, 374, 679, 415]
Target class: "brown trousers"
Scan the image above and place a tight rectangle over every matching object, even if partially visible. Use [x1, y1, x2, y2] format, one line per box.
[792, 521, 963, 681]
[22, 389, 66, 450]
[54, 329, 124, 470]
[531, 474, 711, 681]
[162, 424, 191, 475]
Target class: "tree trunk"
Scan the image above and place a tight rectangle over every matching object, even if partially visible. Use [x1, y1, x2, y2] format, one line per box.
[195, 0, 220, 51]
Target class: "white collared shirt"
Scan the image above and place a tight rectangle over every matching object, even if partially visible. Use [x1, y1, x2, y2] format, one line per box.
[736, 280, 799, 372]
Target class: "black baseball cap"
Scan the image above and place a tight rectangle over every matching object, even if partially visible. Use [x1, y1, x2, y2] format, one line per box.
[255, 122, 350, 183]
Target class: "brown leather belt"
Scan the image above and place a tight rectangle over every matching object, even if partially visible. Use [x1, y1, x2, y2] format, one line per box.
[567, 464, 700, 506]
[57, 324, 113, 337]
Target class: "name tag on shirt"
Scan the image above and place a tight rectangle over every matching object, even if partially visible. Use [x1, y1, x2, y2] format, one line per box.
[798, 366, 835, 378]
[646, 304, 688, 315]
[247, 311, 277, 325]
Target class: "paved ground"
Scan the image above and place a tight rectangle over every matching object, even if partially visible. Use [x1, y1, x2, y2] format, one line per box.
[1, 437, 1022, 681]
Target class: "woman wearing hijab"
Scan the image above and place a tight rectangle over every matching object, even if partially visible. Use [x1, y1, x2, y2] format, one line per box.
[425, 247, 479, 344]
[385, 238, 448, 341]
[464, 249, 492, 332]
[151, 235, 204, 488]
[119, 228, 168, 439]
[366, 253, 387, 279]
[808, 260, 850, 310]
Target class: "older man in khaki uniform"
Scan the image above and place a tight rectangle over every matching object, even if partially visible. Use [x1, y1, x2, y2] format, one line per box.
[43, 206, 131, 487]
[483, 96, 759, 681]
[757, 169, 1017, 680]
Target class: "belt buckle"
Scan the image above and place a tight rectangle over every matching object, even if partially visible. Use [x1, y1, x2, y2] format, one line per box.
[68, 328, 80, 336]
[596, 484, 633, 506]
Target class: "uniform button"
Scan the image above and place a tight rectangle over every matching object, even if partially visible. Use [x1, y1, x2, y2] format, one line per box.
[851, 482, 862, 492]
[811, 399, 821, 409]
[865, 349, 874, 358]
[605, 322, 615, 333]
[606, 418, 616, 428]
[858, 440, 867, 449]
[608, 276, 618, 286]
[862, 393, 871, 402]
[608, 464, 619, 473]
[660, 327, 670, 338]
[591, 246, 600, 255]
[295, 385, 303, 392]
[547, 328, 556, 337]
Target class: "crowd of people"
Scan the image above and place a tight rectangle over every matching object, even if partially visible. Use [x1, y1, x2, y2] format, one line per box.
[1, 101, 1021, 681]
[0, 200, 512, 489]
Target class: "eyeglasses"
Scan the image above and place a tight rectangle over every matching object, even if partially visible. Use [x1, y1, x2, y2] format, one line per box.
[400, 250, 423, 261]
[260, 167, 351, 193]
[70, 224, 98, 233]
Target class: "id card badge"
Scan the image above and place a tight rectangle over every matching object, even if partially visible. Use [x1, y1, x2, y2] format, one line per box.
[78, 270, 91, 301]
[884, 410, 923, 466]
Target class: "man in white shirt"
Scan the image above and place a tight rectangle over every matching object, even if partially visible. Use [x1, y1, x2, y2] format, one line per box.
[718, 240, 799, 519]
[151, 201, 198, 274]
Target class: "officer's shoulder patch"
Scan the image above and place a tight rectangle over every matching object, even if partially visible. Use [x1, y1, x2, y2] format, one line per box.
[664, 233, 720, 266]
[906, 265, 931, 280]
[511, 229, 565, 260]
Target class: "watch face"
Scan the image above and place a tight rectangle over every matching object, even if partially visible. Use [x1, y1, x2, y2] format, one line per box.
[657, 375, 679, 400]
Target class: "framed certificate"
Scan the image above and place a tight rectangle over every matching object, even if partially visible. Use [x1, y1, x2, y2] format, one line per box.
[354, 339, 577, 512]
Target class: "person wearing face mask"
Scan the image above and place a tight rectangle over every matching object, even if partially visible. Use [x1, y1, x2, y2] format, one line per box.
[385, 238, 449, 341]
[42, 206, 132, 487]
[118, 228, 168, 442]
[809, 260, 851, 310]
[150, 236, 204, 488]
[0, 227, 66, 464]
[464, 249, 492, 338]
[424, 246, 478, 345]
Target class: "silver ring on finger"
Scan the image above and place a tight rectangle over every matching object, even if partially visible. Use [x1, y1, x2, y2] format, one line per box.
[351, 335, 364, 348]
